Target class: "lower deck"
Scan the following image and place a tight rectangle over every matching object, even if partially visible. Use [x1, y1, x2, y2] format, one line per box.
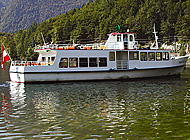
[10, 49, 182, 72]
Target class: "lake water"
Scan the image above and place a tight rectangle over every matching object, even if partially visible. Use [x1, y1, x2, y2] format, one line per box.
[0, 67, 190, 139]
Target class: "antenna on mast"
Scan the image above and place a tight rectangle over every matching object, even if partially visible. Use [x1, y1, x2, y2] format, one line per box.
[41, 32, 46, 46]
[152, 23, 158, 49]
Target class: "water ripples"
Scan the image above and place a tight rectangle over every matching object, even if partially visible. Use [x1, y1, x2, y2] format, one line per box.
[0, 77, 189, 139]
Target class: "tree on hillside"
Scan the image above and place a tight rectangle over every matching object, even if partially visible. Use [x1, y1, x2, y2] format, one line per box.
[1, 0, 189, 60]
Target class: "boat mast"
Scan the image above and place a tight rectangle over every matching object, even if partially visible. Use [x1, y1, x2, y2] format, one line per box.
[152, 23, 158, 49]
[41, 32, 46, 46]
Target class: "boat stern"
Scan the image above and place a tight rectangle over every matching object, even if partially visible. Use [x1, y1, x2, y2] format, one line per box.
[9, 62, 25, 83]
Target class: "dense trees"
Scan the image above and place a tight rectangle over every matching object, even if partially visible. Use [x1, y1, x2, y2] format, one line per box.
[0, 0, 189, 60]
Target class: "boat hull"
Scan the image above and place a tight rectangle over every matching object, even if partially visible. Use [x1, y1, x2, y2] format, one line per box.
[9, 65, 185, 83]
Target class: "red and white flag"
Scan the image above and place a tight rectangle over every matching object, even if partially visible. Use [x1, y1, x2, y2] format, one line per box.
[1, 44, 11, 71]
[186, 44, 189, 54]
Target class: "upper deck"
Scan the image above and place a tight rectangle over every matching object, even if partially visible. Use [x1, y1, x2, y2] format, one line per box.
[11, 29, 172, 70]
[34, 31, 151, 51]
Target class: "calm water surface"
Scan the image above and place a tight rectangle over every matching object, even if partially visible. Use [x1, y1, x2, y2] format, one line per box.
[0, 67, 190, 139]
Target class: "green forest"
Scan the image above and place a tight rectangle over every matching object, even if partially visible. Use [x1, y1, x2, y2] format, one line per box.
[0, 0, 190, 61]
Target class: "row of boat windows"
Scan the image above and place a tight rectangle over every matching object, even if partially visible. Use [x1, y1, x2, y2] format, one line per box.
[130, 52, 169, 61]
[116, 34, 133, 42]
[41, 51, 169, 68]
[59, 57, 107, 68]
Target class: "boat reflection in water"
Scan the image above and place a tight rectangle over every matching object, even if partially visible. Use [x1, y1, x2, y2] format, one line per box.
[1, 77, 189, 139]
[9, 82, 26, 108]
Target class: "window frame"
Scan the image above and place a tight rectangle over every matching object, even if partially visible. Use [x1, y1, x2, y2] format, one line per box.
[148, 52, 155, 61]
[79, 58, 88, 67]
[140, 52, 147, 61]
[69, 58, 78, 68]
[129, 35, 133, 41]
[129, 51, 139, 60]
[99, 57, 107, 67]
[163, 52, 169, 60]
[59, 58, 68, 68]
[89, 58, 98, 67]
[51, 57, 55, 62]
[109, 52, 115, 61]
[156, 52, 162, 61]
[42, 57, 46, 62]
[117, 34, 121, 42]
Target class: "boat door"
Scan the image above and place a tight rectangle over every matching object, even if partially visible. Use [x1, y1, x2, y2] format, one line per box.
[123, 34, 128, 49]
[116, 51, 128, 69]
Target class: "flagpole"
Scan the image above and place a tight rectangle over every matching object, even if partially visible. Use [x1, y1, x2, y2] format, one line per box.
[2, 44, 12, 62]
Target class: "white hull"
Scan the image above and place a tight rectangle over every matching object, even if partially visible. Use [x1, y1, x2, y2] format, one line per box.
[10, 65, 185, 83]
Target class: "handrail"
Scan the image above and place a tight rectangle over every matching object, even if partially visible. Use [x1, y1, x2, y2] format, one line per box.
[11, 61, 54, 67]
[117, 60, 128, 69]
[35, 43, 106, 50]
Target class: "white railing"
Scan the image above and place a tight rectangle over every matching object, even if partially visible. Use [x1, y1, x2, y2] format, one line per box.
[35, 43, 106, 50]
[11, 61, 54, 67]
[117, 60, 128, 69]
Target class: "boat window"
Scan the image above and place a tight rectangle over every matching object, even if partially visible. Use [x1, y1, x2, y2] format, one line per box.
[89, 58, 97, 67]
[140, 52, 147, 61]
[69, 58, 78, 67]
[129, 51, 139, 60]
[49, 57, 55, 65]
[156, 52, 162, 61]
[163, 52, 169, 60]
[117, 34, 121, 42]
[123, 34, 128, 41]
[99, 57, 107, 67]
[48, 57, 51, 63]
[42, 57, 46, 62]
[51, 57, 55, 61]
[109, 52, 115, 61]
[79, 58, 88, 67]
[59, 58, 68, 68]
[148, 52, 155, 61]
[129, 35, 133, 42]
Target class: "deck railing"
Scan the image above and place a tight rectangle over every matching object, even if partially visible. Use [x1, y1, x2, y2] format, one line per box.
[35, 43, 106, 50]
[117, 60, 128, 69]
[11, 61, 54, 67]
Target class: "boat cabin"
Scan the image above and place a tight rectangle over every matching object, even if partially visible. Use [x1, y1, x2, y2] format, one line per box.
[105, 32, 138, 50]
[22, 49, 171, 70]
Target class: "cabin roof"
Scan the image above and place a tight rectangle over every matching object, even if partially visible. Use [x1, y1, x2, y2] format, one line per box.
[107, 32, 136, 35]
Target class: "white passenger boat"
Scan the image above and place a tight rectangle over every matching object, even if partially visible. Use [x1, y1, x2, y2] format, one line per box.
[9, 28, 188, 83]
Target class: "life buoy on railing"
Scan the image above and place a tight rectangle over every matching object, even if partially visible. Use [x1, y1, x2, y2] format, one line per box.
[41, 62, 46, 66]
[84, 46, 92, 50]
[67, 46, 75, 50]
[58, 47, 64, 50]
[99, 46, 106, 50]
